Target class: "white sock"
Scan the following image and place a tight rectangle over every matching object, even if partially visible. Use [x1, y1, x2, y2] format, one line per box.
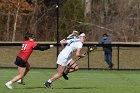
[17, 79, 21, 83]
[48, 79, 52, 83]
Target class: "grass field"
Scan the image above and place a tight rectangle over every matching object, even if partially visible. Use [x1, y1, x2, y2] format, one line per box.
[0, 69, 140, 93]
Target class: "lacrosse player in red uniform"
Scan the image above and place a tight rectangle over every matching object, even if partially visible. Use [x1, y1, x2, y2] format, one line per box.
[5, 32, 54, 89]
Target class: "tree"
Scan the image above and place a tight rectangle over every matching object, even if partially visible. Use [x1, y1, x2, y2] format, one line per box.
[12, 0, 20, 42]
[84, 0, 92, 22]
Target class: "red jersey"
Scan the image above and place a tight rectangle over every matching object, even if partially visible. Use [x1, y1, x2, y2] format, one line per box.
[18, 40, 37, 62]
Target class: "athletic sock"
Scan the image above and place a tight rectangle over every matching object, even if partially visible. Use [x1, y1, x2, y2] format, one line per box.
[48, 79, 52, 83]
[17, 79, 21, 83]
[7, 81, 13, 85]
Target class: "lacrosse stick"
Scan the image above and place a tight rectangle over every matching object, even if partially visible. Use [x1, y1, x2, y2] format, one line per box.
[74, 45, 97, 62]
[63, 45, 97, 74]
[60, 30, 79, 49]
[67, 30, 79, 40]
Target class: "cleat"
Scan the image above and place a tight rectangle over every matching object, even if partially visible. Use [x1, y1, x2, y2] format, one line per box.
[43, 82, 52, 88]
[5, 83, 13, 89]
[17, 79, 25, 85]
[18, 81, 25, 85]
[62, 73, 69, 80]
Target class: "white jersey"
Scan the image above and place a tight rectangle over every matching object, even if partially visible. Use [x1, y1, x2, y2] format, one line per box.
[59, 39, 83, 58]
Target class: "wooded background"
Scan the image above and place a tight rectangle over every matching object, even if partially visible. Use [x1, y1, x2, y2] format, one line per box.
[0, 0, 140, 42]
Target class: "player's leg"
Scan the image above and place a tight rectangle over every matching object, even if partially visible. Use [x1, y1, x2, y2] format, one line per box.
[24, 62, 30, 76]
[62, 59, 72, 80]
[17, 62, 30, 85]
[62, 66, 69, 80]
[44, 55, 67, 88]
[62, 59, 78, 80]
[69, 60, 78, 73]
[12, 67, 26, 82]
[44, 65, 65, 88]
[64, 59, 78, 74]
[5, 57, 27, 89]
[5, 66, 26, 89]
[50, 65, 65, 81]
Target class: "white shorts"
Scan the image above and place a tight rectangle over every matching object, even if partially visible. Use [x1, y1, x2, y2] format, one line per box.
[57, 54, 72, 66]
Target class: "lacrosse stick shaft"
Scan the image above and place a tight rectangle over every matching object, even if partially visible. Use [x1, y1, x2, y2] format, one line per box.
[69, 51, 88, 67]
[63, 46, 97, 74]
[63, 52, 87, 74]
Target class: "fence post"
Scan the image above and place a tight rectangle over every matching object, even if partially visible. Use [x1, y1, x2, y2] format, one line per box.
[56, 2, 59, 68]
[87, 46, 90, 70]
[117, 46, 120, 70]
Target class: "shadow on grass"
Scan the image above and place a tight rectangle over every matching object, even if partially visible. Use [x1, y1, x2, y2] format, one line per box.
[59, 86, 97, 89]
[19, 86, 96, 89]
[19, 86, 45, 89]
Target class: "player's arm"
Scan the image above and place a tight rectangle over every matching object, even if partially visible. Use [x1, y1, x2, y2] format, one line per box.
[60, 39, 67, 49]
[76, 48, 85, 58]
[98, 38, 104, 44]
[33, 45, 54, 51]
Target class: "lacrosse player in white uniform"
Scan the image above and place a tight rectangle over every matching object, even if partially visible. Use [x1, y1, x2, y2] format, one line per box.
[43, 32, 86, 88]
[61, 30, 79, 80]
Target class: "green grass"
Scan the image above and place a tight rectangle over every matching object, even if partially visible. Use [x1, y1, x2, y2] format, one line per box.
[0, 69, 140, 93]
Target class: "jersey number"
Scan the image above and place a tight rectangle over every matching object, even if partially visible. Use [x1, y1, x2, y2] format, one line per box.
[21, 44, 27, 50]
[66, 40, 74, 46]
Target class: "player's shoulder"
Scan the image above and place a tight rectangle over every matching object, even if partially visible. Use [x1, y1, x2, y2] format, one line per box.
[74, 39, 82, 44]
[67, 38, 76, 43]
[72, 38, 80, 42]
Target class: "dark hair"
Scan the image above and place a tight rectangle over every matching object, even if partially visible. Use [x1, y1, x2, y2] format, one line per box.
[79, 32, 84, 35]
[24, 32, 35, 40]
[103, 33, 108, 37]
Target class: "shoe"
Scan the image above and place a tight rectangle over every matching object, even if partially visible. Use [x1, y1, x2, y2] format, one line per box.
[62, 73, 69, 80]
[5, 83, 13, 89]
[18, 81, 25, 85]
[109, 63, 114, 70]
[17, 79, 25, 85]
[43, 82, 51, 88]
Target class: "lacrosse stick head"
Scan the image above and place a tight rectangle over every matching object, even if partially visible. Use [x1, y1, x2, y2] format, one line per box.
[67, 30, 79, 39]
[89, 45, 97, 52]
[72, 30, 79, 36]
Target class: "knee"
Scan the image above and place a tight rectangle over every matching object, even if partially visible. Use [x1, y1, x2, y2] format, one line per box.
[71, 64, 78, 71]
[74, 66, 79, 71]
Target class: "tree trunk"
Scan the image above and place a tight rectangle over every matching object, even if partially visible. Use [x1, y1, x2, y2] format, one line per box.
[29, 0, 37, 35]
[12, 1, 20, 42]
[84, 0, 92, 22]
[6, 10, 10, 41]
